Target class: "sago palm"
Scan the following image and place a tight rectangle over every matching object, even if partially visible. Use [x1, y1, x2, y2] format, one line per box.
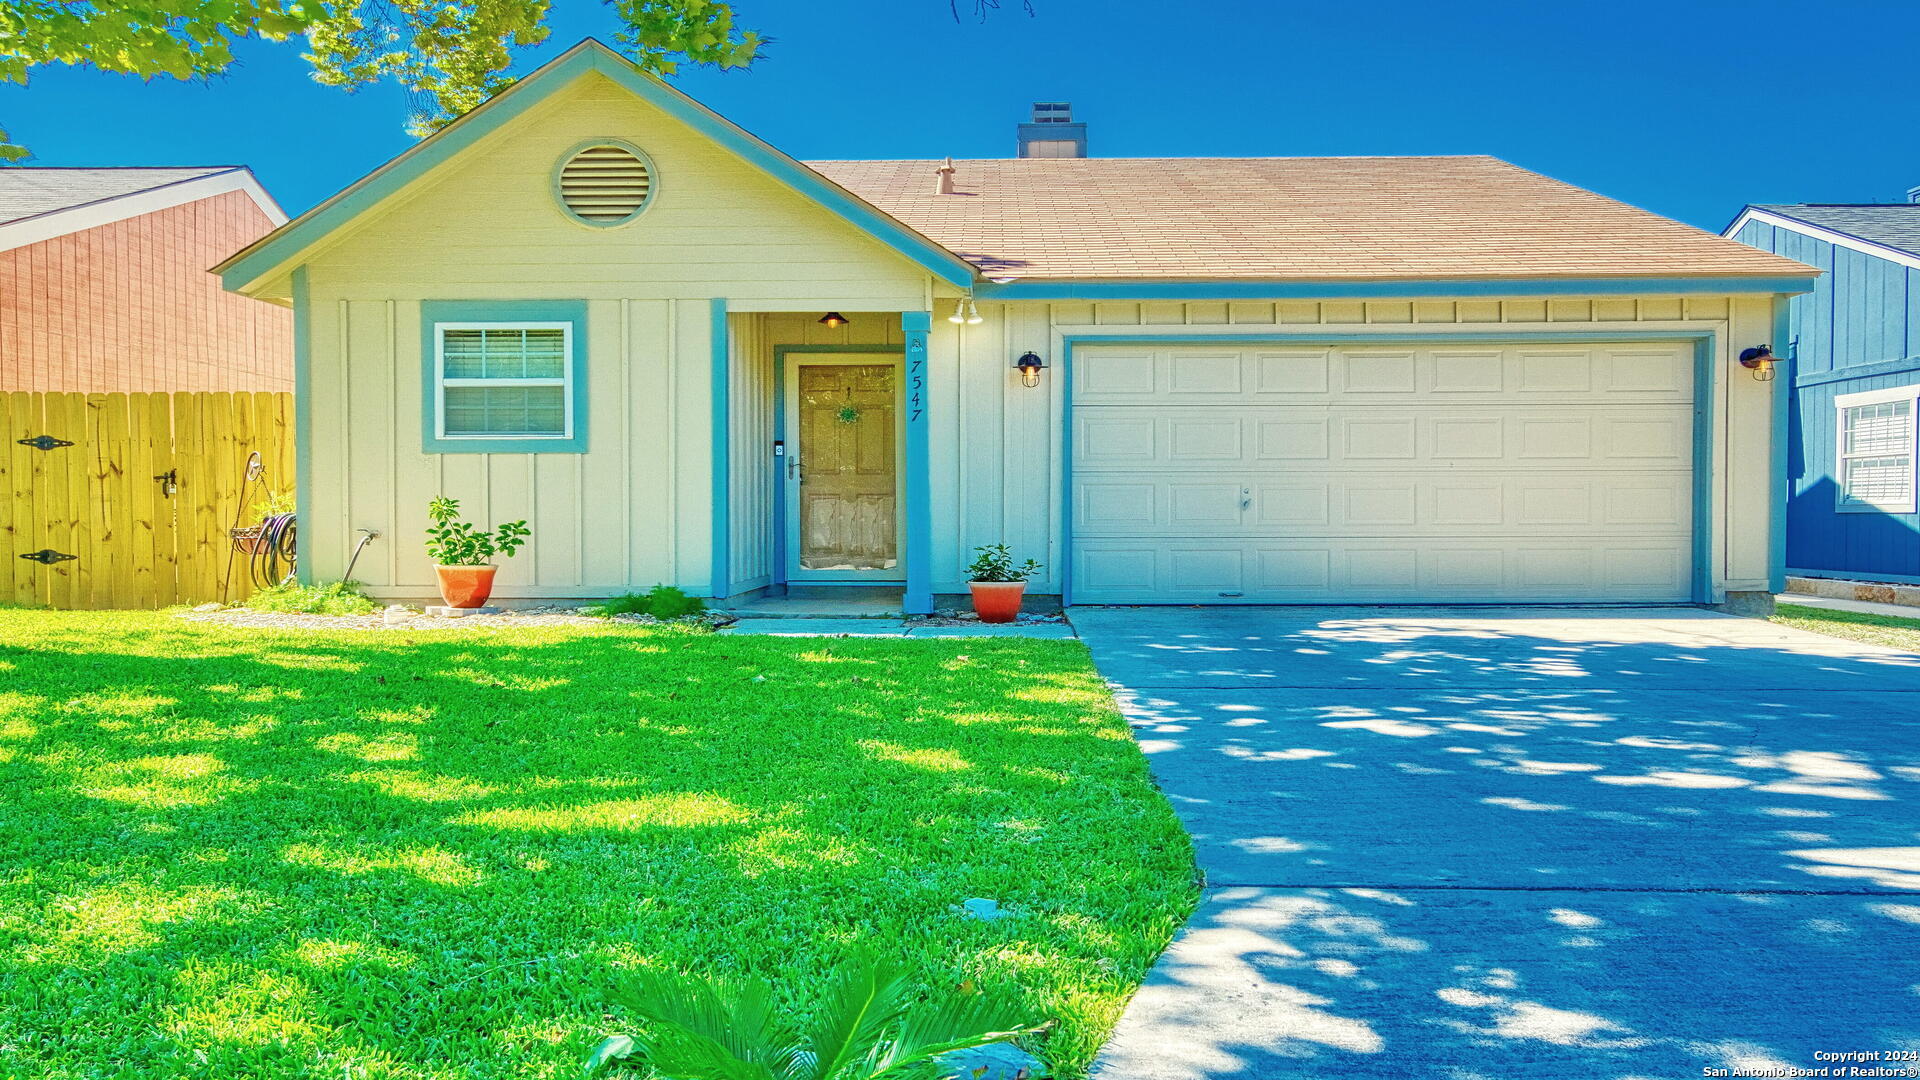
[584, 951, 1044, 1080]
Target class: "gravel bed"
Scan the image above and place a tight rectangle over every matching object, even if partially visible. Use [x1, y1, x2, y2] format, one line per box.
[177, 604, 731, 632]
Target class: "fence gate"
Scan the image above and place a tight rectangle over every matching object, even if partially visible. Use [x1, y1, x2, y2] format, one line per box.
[0, 392, 293, 609]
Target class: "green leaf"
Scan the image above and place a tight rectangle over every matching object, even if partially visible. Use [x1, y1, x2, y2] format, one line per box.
[584, 1034, 640, 1077]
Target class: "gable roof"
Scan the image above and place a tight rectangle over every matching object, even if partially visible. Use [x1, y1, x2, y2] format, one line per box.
[810, 156, 1814, 282]
[0, 166, 285, 254]
[1732, 203, 1920, 269]
[219, 36, 1816, 300]
[216, 39, 978, 296]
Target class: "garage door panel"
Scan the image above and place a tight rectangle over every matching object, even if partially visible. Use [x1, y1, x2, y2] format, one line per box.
[1077, 408, 1694, 470]
[1074, 344, 1693, 406]
[1075, 472, 1690, 537]
[1073, 537, 1692, 603]
[1070, 341, 1696, 604]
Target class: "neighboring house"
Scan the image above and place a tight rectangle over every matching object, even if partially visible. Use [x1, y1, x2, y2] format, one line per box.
[217, 38, 1815, 611]
[0, 166, 292, 391]
[1727, 198, 1920, 583]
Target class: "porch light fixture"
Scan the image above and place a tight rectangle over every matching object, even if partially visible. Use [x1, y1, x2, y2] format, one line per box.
[1738, 344, 1779, 382]
[948, 297, 985, 325]
[1015, 351, 1046, 388]
[818, 312, 849, 329]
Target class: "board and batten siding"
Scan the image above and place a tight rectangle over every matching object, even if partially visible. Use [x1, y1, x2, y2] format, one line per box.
[1733, 219, 1920, 578]
[925, 295, 1781, 599]
[296, 68, 935, 598]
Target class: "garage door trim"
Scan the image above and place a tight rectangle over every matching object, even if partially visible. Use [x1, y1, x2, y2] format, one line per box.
[1057, 330, 1717, 606]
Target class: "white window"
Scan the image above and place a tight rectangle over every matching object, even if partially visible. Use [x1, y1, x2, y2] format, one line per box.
[434, 322, 573, 440]
[1836, 385, 1919, 513]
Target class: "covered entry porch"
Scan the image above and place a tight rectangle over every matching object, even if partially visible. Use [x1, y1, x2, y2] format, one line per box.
[714, 309, 935, 613]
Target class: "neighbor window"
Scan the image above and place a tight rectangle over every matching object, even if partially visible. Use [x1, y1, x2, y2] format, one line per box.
[1836, 386, 1919, 513]
[435, 323, 572, 440]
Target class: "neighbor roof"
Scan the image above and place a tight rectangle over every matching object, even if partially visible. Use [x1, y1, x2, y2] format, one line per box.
[1749, 203, 1920, 261]
[809, 156, 1813, 282]
[0, 166, 286, 255]
[0, 166, 237, 225]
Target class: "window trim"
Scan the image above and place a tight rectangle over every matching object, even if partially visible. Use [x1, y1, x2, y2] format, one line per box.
[1834, 383, 1919, 514]
[420, 300, 588, 454]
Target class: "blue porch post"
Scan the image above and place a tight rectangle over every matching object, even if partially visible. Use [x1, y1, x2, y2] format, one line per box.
[710, 298, 731, 600]
[903, 311, 933, 614]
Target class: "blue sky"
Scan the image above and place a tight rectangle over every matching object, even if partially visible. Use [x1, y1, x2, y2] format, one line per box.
[4, 0, 1915, 230]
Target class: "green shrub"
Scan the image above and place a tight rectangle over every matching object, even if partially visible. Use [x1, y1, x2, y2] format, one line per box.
[587, 585, 707, 620]
[244, 581, 378, 616]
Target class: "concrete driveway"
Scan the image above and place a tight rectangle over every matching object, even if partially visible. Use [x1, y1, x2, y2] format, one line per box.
[1075, 607, 1920, 1080]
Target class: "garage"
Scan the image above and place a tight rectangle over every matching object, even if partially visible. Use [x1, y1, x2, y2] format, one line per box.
[1069, 341, 1699, 604]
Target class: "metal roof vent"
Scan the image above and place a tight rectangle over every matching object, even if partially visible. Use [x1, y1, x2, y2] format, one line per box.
[556, 141, 654, 226]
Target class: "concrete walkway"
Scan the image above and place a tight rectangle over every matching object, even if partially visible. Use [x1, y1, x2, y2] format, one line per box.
[722, 618, 1074, 638]
[1776, 593, 1920, 619]
[1074, 606, 1920, 1079]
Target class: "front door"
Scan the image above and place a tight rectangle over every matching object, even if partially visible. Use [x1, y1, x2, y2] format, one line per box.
[785, 359, 902, 580]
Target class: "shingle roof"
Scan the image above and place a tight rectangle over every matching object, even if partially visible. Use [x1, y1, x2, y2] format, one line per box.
[0, 166, 238, 226]
[1752, 203, 1920, 260]
[807, 155, 1812, 281]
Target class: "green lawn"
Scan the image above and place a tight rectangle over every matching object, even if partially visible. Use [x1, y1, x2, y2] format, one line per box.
[1773, 601, 1920, 652]
[0, 611, 1195, 1080]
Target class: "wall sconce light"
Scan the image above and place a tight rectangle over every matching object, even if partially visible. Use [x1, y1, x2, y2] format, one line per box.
[1015, 351, 1046, 388]
[1738, 344, 1778, 382]
[966, 300, 983, 325]
[947, 298, 984, 325]
[818, 312, 849, 329]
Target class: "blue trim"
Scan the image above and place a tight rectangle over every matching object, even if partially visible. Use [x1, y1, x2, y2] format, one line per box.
[902, 312, 933, 614]
[1787, 567, 1920, 588]
[770, 345, 903, 587]
[1691, 337, 1717, 604]
[219, 41, 976, 293]
[1794, 355, 1920, 389]
[1769, 297, 1792, 594]
[710, 299, 730, 600]
[419, 300, 589, 454]
[1057, 330, 1721, 607]
[978, 276, 1817, 302]
[291, 266, 313, 585]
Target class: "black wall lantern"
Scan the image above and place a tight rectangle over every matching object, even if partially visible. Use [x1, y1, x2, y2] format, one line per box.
[1738, 344, 1779, 382]
[1015, 351, 1046, 388]
[818, 312, 849, 329]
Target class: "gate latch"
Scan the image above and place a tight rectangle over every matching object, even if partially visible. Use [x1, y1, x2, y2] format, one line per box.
[17, 435, 72, 451]
[19, 549, 77, 565]
[155, 468, 179, 496]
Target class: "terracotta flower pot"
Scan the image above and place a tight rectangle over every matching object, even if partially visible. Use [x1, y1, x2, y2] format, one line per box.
[969, 580, 1026, 624]
[435, 565, 497, 609]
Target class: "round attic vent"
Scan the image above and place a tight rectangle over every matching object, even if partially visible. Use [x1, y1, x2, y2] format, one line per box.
[555, 141, 654, 226]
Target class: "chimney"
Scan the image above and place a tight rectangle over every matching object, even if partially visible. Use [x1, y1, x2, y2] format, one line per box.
[935, 157, 956, 195]
[1908, 185, 1920, 205]
[1017, 102, 1087, 159]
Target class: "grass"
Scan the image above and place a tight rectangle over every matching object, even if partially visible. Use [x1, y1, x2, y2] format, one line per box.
[0, 611, 1194, 1080]
[243, 581, 379, 616]
[1773, 600, 1920, 652]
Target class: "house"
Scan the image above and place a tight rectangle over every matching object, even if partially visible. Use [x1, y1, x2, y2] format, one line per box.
[1726, 198, 1920, 585]
[217, 39, 1815, 612]
[0, 166, 291, 392]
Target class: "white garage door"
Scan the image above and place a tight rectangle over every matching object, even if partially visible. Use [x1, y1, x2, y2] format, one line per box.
[1070, 342, 1697, 604]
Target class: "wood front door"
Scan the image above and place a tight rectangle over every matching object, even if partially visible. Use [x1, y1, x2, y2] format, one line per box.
[787, 360, 901, 578]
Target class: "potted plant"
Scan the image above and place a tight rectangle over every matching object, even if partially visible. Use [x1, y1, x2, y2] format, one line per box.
[424, 496, 531, 609]
[965, 544, 1042, 624]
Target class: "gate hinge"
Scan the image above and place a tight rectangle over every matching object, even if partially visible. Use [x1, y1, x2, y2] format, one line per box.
[19, 549, 77, 565]
[17, 435, 73, 451]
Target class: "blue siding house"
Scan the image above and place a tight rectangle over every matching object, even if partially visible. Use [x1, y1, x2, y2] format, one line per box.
[1728, 200, 1920, 582]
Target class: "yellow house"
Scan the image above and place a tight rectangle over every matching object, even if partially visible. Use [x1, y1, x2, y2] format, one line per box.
[218, 39, 1816, 614]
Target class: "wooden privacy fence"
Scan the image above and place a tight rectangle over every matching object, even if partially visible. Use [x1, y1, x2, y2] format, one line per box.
[0, 392, 293, 609]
